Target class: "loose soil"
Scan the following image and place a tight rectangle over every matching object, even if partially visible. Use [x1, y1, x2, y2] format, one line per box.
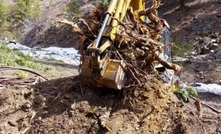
[1, 76, 221, 134]
[1, 76, 220, 134]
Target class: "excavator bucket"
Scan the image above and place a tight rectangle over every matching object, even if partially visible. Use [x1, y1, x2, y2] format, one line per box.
[80, 58, 127, 89]
[101, 60, 127, 89]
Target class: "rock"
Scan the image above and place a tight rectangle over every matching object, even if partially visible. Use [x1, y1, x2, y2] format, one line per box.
[99, 111, 111, 127]
[207, 43, 218, 50]
[64, 94, 72, 99]
[8, 121, 17, 127]
[216, 127, 221, 133]
[210, 43, 218, 48]
[71, 103, 76, 110]
[105, 114, 124, 133]
[211, 39, 217, 43]
[178, 83, 187, 89]
[0, 84, 5, 90]
[204, 79, 213, 84]
[172, 56, 188, 62]
[24, 92, 32, 99]
[199, 46, 210, 54]
[196, 40, 218, 55]
[22, 101, 32, 111]
[211, 32, 219, 38]
[38, 117, 42, 121]
[34, 94, 46, 105]
[210, 50, 215, 53]
[214, 51, 221, 59]
[216, 14, 221, 18]
[198, 71, 203, 75]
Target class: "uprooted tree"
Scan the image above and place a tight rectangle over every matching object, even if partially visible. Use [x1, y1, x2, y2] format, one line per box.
[59, 0, 181, 88]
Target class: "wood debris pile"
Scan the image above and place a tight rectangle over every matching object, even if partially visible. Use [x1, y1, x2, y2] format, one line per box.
[59, 0, 181, 85]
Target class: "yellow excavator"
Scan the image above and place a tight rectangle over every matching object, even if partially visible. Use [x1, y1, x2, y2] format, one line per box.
[79, 0, 174, 89]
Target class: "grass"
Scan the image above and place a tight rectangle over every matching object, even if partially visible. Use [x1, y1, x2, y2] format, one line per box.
[171, 40, 193, 57]
[14, 70, 28, 78]
[0, 41, 57, 74]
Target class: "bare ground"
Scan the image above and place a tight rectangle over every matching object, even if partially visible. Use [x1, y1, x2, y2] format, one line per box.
[0, 75, 221, 134]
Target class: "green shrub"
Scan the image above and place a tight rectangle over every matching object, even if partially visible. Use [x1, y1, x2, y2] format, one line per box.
[171, 40, 193, 57]
[0, 42, 56, 74]
[0, 0, 41, 38]
[89, 0, 109, 7]
[12, 0, 41, 22]
[14, 70, 28, 78]
[67, 0, 109, 16]
[67, 0, 80, 15]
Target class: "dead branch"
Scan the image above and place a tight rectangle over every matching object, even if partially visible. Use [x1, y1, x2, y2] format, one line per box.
[78, 19, 97, 37]
[0, 66, 48, 81]
[190, 96, 221, 114]
[115, 50, 142, 85]
[57, 19, 84, 35]
[154, 51, 181, 73]
[136, 6, 163, 32]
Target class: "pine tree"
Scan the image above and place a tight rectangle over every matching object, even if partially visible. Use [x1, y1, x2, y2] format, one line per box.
[12, 0, 41, 22]
[0, 0, 7, 29]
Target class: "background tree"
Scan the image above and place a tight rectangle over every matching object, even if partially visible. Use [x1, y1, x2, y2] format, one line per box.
[11, 0, 41, 24]
[0, 0, 8, 33]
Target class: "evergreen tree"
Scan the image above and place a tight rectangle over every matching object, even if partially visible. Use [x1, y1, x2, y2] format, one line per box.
[0, 0, 8, 29]
[12, 0, 41, 22]
[67, 0, 80, 15]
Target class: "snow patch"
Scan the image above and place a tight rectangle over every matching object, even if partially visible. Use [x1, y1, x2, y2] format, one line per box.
[7, 43, 80, 65]
[191, 83, 221, 95]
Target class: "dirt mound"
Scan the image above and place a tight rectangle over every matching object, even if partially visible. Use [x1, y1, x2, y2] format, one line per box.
[12, 77, 196, 133]
[1, 76, 220, 133]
